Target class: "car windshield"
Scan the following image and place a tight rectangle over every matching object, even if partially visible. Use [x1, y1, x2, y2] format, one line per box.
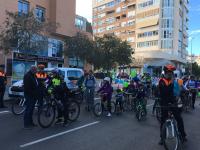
[67, 70, 82, 80]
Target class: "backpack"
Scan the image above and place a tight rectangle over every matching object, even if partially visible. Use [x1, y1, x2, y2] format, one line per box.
[173, 80, 180, 97]
[85, 76, 95, 88]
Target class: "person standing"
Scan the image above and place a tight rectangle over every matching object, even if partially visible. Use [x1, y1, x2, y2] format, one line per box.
[184, 75, 197, 109]
[36, 64, 47, 110]
[23, 66, 38, 129]
[0, 65, 7, 108]
[84, 70, 96, 111]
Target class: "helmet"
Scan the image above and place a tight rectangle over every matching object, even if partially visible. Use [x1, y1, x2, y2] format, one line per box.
[163, 64, 176, 72]
[38, 64, 45, 69]
[104, 77, 110, 82]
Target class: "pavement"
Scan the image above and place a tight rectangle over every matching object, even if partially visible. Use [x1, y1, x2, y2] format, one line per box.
[0, 97, 200, 150]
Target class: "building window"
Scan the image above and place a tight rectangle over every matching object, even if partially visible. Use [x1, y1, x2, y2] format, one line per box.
[35, 6, 45, 22]
[161, 40, 173, 49]
[138, 0, 158, 9]
[18, 0, 29, 15]
[137, 40, 158, 48]
[138, 30, 158, 38]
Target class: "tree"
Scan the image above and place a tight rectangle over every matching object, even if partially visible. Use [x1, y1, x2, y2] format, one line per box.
[114, 40, 133, 67]
[0, 10, 58, 54]
[94, 34, 133, 72]
[192, 62, 200, 78]
[64, 32, 94, 67]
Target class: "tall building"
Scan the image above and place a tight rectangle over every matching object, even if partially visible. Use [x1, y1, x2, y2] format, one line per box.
[92, 0, 189, 72]
[0, 0, 76, 82]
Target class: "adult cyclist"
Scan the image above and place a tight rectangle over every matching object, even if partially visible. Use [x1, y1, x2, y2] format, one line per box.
[158, 64, 187, 145]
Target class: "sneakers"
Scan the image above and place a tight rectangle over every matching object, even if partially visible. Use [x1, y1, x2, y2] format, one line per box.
[106, 113, 112, 117]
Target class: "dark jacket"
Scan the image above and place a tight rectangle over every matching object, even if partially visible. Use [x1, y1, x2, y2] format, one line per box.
[98, 82, 113, 101]
[159, 78, 175, 106]
[0, 71, 7, 90]
[23, 71, 38, 97]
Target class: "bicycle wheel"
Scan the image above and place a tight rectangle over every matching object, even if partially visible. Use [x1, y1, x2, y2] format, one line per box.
[163, 122, 179, 150]
[68, 101, 80, 122]
[111, 102, 116, 113]
[93, 102, 103, 117]
[38, 103, 56, 128]
[11, 97, 26, 115]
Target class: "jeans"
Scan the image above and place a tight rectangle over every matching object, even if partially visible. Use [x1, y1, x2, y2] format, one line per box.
[24, 95, 37, 126]
[85, 88, 95, 109]
[0, 88, 5, 107]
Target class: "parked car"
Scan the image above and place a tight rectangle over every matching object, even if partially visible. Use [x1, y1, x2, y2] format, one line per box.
[9, 68, 84, 97]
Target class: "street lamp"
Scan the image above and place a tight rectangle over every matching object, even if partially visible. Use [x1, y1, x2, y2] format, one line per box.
[190, 37, 195, 74]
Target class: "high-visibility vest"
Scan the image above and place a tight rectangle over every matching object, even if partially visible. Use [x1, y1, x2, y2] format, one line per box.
[36, 73, 47, 79]
[52, 78, 61, 86]
[0, 72, 5, 77]
[160, 78, 173, 86]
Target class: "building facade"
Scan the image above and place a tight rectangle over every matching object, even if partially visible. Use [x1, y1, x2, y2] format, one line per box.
[0, 0, 76, 82]
[92, 0, 189, 72]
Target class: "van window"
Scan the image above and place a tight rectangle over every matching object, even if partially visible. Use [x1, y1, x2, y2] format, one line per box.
[67, 70, 82, 80]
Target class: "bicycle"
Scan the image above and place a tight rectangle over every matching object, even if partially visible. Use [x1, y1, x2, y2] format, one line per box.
[182, 90, 193, 112]
[161, 104, 183, 150]
[115, 92, 125, 115]
[123, 91, 136, 112]
[38, 93, 80, 128]
[93, 93, 115, 117]
[11, 97, 27, 115]
[135, 88, 147, 121]
[152, 97, 161, 123]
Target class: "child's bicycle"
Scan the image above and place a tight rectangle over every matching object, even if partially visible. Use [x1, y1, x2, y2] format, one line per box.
[115, 91, 125, 115]
[135, 88, 147, 121]
[93, 93, 115, 117]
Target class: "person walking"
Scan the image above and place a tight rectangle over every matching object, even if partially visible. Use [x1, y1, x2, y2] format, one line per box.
[84, 70, 96, 111]
[23, 66, 38, 129]
[0, 65, 7, 108]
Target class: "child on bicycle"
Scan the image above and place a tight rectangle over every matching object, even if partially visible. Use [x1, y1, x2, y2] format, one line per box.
[97, 77, 113, 117]
[115, 89, 124, 112]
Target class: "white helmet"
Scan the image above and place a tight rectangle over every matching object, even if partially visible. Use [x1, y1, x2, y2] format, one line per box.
[104, 77, 110, 82]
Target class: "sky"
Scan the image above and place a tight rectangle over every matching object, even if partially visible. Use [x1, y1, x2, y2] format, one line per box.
[76, 0, 200, 55]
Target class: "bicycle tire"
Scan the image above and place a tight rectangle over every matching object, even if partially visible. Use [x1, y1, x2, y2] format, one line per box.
[38, 104, 56, 128]
[93, 102, 103, 117]
[68, 101, 80, 122]
[111, 101, 116, 113]
[11, 97, 26, 115]
[162, 122, 179, 150]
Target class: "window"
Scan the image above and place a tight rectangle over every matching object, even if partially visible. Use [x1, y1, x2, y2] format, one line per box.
[127, 11, 135, 18]
[161, 40, 173, 49]
[106, 1, 115, 7]
[35, 6, 45, 22]
[127, 37, 134, 42]
[137, 40, 158, 48]
[138, 0, 158, 9]
[138, 30, 158, 38]
[18, 0, 29, 15]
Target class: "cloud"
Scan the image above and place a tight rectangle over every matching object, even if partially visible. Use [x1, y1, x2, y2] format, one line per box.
[190, 29, 200, 36]
[76, 0, 92, 22]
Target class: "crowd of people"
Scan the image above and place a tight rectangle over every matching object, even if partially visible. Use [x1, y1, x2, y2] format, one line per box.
[0, 64, 200, 145]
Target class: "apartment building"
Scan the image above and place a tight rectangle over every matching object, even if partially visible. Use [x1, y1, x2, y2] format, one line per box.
[92, 0, 189, 72]
[0, 0, 76, 82]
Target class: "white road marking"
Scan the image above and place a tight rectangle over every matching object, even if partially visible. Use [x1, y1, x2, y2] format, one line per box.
[20, 121, 100, 148]
[0, 111, 11, 114]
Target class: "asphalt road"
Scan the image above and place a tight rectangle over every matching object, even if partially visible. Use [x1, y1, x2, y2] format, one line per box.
[0, 98, 200, 150]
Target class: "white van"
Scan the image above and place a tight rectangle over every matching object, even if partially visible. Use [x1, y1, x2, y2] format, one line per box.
[44, 67, 84, 89]
[9, 68, 84, 98]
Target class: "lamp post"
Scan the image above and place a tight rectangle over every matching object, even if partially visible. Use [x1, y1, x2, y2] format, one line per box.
[190, 37, 195, 74]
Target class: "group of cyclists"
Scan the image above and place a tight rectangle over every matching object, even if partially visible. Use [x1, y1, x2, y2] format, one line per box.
[11, 63, 199, 147]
